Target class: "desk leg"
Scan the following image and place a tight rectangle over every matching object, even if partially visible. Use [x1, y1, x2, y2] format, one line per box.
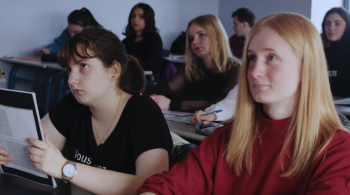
[44, 70, 59, 114]
[8, 64, 22, 89]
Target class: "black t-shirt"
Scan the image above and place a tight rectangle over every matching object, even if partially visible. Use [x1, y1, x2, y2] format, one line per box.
[49, 93, 173, 175]
[122, 32, 163, 74]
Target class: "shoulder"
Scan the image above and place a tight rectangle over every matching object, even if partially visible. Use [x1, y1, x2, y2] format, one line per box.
[205, 121, 233, 144]
[225, 59, 241, 74]
[328, 129, 350, 149]
[126, 94, 163, 115]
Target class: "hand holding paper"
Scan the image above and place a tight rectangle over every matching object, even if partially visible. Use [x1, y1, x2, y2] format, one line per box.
[0, 147, 12, 165]
[26, 134, 67, 179]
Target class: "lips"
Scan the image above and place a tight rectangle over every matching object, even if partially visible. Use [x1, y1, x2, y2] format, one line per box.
[252, 83, 269, 89]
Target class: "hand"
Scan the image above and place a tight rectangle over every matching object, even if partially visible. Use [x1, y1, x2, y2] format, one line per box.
[190, 110, 217, 125]
[0, 147, 12, 165]
[27, 134, 67, 179]
[38, 48, 51, 55]
[150, 95, 171, 110]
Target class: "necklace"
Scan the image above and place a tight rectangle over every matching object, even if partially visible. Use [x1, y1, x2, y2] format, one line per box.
[92, 92, 122, 144]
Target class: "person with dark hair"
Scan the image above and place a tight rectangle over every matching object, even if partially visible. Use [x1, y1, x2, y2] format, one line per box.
[1, 28, 172, 194]
[38, 7, 102, 55]
[230, 8, 256, 59]
[122, 3, 163, 74]
[321, 7, 350, 97]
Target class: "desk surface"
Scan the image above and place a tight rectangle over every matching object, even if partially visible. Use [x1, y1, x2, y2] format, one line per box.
[0, 57, 63, 70]
[0, 173, 70, 195]
[0, 57, 153, 75]
[167, 121, 206, 141]
[164, 57, 186, 64]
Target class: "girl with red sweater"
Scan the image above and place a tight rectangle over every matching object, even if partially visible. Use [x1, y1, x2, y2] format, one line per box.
[138, 13, 350, 194]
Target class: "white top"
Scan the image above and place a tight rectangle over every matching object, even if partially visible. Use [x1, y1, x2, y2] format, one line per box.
[204, 85, 238, 121]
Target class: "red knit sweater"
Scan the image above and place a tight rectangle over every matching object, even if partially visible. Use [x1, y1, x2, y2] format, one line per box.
[138, 114, 350, 195]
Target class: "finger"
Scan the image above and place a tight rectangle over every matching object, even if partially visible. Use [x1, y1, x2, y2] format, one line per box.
[195, 110, 204, 122]
[0, 155, 13, 164]
[190, 117, 197, 125]
[0, 148, 9, 156]
[28, 154, 42, 163]
[27, 138, 48, 150]
[44, 134, 56, 148]
[26, 146, 44, 157]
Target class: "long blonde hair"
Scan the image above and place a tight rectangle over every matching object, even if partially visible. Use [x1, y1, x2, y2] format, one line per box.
[225, 13, 340, 178]
[185, 14, 239, 82]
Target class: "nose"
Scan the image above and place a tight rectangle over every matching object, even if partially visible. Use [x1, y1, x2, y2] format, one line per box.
[248, 59, 265, 79]
[70, 32, 75, 37]
[67, 69, 78, 86]
[329, 23, 335, 31]
[192, 37, 199, 45]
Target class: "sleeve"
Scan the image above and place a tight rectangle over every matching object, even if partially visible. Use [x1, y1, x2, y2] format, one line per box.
[48, 93, 78, 138]
[144, 65, 187, 97]
[45, 29, 70, 55]
[306, 131, 350, 194]
[204, 85, 239, 121]
[131, 97, 173, 162]
[137, 127, 226, 195]
[140, 33, 163, 74]
[170, 65, 240, 112]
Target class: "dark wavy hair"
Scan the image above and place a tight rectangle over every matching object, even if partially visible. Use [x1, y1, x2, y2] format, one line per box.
[321, 7, 350, 47]
[58, 28, 145, 94]
[123, 3, 158, 37]
[68, 7, 102, 28]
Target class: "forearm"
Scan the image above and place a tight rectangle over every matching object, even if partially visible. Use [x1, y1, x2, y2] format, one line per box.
[71, 163, 145, 195]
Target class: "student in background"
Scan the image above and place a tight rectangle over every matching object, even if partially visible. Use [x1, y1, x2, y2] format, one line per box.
[322, 7, 350, 97]
[122, 3, 163, 74]
[1, 29, 172, 194]
[147, 14, 240, 112]
[230, 8, 255, 59]
[138, 13, 350, 194]
[38, 8, 102, 55]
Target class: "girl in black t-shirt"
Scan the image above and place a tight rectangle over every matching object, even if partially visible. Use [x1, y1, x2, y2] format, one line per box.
[321, 7, 350, 97]
[0, 29, 172, 194]
[122, 3, 163, 74]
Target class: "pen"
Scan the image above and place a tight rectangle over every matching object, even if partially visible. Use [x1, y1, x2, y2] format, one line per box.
[207, 110, 223, 115]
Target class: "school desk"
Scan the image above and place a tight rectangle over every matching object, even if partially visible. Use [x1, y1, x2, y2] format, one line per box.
[167, 121, 205, 141]
[0, 173, 70, 195]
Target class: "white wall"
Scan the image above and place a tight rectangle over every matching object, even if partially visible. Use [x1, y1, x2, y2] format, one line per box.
[310, 0, 343, 33]
[0, 0, 219, 108]
[218, 0, 312, 38]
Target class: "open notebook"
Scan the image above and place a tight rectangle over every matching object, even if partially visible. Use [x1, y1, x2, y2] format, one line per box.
[0, 88, 56, 188]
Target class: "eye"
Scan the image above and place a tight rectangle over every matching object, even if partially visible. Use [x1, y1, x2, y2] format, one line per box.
[66, 68, 71, 74]
[199, 33, 205, 37]
[268, 55, 276, 61]
[188, 37, 194, 43]
[248, 55, 257, 61]
[140, 15, 144, 19]
[81, 63, 88, 69]
[336, 22, 341, 26]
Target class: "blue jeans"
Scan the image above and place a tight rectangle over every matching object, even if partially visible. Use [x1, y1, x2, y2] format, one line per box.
[170, 143, 197, 168]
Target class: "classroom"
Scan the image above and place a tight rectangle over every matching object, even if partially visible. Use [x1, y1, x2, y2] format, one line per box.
[0, 0, 350, 194]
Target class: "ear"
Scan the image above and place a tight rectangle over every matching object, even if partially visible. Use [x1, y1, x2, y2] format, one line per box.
[110, 61, 121, 81]
[243, 21, 249, 29]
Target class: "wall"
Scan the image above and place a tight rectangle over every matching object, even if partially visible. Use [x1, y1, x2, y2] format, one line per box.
[218, 0, 312, 38]
[0, 0, 219, 108]
[310, 0, 343, 33]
